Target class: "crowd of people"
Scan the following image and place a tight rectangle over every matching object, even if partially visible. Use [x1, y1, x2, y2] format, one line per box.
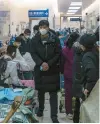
[0, 19, 99, 123]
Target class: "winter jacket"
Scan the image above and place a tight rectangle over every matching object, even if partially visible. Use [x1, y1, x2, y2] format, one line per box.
[81, 48, 99, 93]
[62, 47, 74, 79]
[31, 31, 60, 92]
[19, 36, 31, 55]
[72, 42, 83, 98]
[49, 29, 56, 35]
[1, 55, 21, 87]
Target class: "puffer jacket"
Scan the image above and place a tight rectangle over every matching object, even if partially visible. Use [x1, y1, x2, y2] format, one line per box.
[31, 31, 60, 92]
[81, 48, 99, 93]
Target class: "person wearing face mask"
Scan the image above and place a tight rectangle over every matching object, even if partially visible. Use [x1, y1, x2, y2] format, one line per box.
[31, 20, 60, 123]
[19, 29, 31, 55]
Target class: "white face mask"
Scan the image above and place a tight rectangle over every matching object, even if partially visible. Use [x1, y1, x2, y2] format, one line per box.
[39, 29, 48, 35]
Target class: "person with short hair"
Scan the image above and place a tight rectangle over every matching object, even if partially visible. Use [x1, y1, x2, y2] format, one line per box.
[19, 29, 31, 55]
[31, 20, 60, 123]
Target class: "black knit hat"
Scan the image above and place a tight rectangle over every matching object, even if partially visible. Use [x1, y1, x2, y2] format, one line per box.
[66, 32, 79, 48]
[80, 34, 97, 48]
[39, 20, 49, 27]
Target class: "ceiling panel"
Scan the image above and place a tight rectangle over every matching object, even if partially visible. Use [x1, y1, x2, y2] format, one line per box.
[58, 0, 82, 15]
[58, 0, 96, 15]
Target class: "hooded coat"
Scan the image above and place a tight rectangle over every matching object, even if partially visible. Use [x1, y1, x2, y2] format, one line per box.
[81, 48, 99, 92]
[31, 31, 60, 92]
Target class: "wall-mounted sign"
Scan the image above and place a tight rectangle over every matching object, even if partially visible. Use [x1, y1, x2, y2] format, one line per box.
[0, 11, 10, 17]
[70, 18, 82, 21]
[28, 9, 49, 18]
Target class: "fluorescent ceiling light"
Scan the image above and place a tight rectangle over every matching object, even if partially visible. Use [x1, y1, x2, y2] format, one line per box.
[69, 7, 81, 9]
[68, 10, 78, 13]
[67, 13, 75, 15]
[70, 2, 82, 6]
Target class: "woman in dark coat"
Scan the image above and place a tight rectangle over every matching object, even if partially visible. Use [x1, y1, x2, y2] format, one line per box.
[72, 41, 83, 98]
[79, 34, 99, 96]
[73, 34, 99, 123]
[72, 41, 83, 123]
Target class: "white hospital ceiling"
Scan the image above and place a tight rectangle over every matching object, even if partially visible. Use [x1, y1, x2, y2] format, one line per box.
[57, 0, 97, 15]
[58, 0, 82, 15]
[82, 0, 96, 10]
[9, 0, 57, 9]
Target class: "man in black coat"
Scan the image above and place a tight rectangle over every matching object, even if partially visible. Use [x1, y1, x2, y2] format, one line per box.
[31, 20, 60, 123]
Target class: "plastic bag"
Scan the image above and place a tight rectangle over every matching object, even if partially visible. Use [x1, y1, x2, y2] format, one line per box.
[13, 49, 30, 71]
[80, 80, 99, 123]
[23, 52, 35, 71]
[0, 88, 23, 101]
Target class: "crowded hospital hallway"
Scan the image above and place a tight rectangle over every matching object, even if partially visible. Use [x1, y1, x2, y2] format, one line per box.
[0, 0, 99, 123]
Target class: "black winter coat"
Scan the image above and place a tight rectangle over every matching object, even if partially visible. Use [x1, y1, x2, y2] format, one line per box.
[31, 31, 60, 92]
[81, 48, 99, 93]
[72, 47, 83, 98]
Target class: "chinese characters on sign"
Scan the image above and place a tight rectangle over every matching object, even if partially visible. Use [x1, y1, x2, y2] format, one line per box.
[28, 9, 49, 18]
[0, 11, 10, 24]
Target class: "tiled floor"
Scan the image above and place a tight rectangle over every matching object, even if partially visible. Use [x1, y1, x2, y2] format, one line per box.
[42, 93, 73, 123]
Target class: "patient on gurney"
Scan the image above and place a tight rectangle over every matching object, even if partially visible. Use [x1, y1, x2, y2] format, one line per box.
[0, 45, 35, 88]
[0, 45, 38, 123]
[0, 45, 22, 87]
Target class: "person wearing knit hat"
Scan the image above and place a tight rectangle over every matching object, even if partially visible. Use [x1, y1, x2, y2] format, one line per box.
[79, 34, 97, 51]
[79, 33, 99, 97]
